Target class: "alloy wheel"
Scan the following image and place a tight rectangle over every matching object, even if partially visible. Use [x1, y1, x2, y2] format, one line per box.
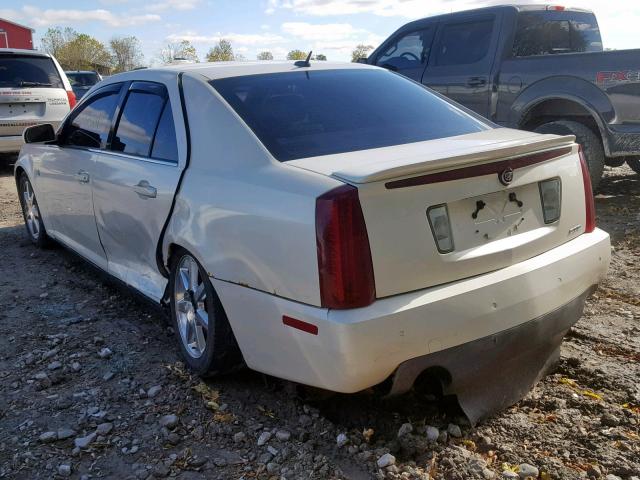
[173, 255, 209, 358]
[21, 179, 41, 241]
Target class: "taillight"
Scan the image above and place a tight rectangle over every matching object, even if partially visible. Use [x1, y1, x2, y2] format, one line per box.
[578, 146, 596, 233]
[316, 184, 375, 309]
[66, 90, 77, 109]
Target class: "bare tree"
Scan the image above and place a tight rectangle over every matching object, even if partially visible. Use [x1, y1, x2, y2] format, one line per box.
[40, 27, 77, 59]
[351, 44, 374, 63]
[206, 39, 235, 62]
[287, 50, 308, 61]
[110, 36, 144, 73]
[257, 51, 274, 61]
[159, 40, 199, 64]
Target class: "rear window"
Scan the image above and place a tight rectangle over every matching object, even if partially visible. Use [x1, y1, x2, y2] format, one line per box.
[513, 11, 603, 57]
[66, 72, 100, 87]
[0, 54, 64, 89]
[210, 69, 489, 161]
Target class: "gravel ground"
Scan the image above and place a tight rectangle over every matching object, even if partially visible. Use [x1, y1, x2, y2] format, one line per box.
[0, 159, 638, 480]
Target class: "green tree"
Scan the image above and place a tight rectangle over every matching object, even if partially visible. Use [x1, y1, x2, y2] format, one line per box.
[257, 51, 274, 60]
[206, 39, 235, 62]
[351, 44, 374, 63]
[315, 53, 327, 61]
[287, 49, 308, 61]
[110, 36, 144, 73]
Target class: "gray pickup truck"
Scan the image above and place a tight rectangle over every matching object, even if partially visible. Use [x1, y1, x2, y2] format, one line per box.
[366, 4, 640, 188]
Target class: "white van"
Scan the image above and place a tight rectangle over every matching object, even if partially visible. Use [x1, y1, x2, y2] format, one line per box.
[0, 48, 74, 156]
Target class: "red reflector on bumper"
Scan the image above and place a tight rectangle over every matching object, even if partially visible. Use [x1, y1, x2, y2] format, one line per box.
[283, 316, 318, 335]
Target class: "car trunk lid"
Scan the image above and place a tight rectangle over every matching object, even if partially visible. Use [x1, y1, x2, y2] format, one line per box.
[0, 88, 68, 137]
[290, 129, 586, 298]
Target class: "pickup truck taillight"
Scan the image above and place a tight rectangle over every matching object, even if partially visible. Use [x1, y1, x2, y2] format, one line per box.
[578, 146, 596, 233]
[66, 90, 77, 109]
[316, 184, 375, 309]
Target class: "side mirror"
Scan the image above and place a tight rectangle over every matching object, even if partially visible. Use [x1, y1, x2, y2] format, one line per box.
[356, 57, 369, 64]
[23, 124, 56, 144]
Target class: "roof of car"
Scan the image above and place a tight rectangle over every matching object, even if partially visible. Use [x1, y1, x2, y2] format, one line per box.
[0, 48, 50, 57]
[110, 60, 375, 82]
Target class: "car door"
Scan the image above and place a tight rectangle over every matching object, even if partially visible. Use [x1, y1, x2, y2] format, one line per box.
[422, 13, 501, 118]
[91, 81, 183, 301]
[35, 83, 123, 269]
[372, 26, 435, 82]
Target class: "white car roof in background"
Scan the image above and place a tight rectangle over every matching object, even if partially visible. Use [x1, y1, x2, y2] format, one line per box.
[108, 61, 376, 83]
[0, 48, 50, 58]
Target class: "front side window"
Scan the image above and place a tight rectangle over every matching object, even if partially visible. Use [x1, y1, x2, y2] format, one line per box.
[0, 54, 64, 89]
[375, 28, 433, 71]
[513, 11, 603, 57]
[211, 69, 490, 162]
[62, 87, 121, 149]
[435, 18, 494, 66]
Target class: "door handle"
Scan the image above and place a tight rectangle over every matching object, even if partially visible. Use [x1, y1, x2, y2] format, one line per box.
[74, 170, 90, 183]
[132, 180, 157, 198]
[467, 77, 487, 87]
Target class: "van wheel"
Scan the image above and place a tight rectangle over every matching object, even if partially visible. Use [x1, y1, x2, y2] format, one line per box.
[534, 120, 605, 191]
[169, 250, 243, 376]
[17, 173, 51, 248]
[627, 156, 640, 174]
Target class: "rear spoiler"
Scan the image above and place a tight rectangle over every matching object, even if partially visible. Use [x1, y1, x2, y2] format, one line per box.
[331, 134, 576, 184]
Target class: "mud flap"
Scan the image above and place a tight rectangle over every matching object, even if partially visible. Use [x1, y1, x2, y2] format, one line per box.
[387, 288, 594, 425]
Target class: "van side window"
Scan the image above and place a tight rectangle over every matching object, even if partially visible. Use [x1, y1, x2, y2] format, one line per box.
[435, 19, 494, 66]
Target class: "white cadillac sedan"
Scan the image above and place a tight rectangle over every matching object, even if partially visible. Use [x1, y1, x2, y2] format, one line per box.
[15, 61, 610, 421]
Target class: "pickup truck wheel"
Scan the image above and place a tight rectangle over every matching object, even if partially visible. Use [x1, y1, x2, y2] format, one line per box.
[534, 120, 605, 191]
[626, 156, 640, 174]
[17, 173, 51, 248]
[169, 250, 243, 376]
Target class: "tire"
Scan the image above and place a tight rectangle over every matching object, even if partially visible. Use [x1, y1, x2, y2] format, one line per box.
[168, 250, 242, 376]
[627, 156, 640, 174]
[534, 120, 605, 191]
[17, 173, 51, 248]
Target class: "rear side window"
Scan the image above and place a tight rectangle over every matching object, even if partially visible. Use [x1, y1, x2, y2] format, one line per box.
[375, 28, 434, 71]
[151, 102, 179, 163]
[211, 69, 490, 162]
[513, 11, 603, 57]
[111, 83, 178, 162]
[63, 88, 121, 148]
[0, 54, 64, 89]
[112, 90, 166, 157]
[435, 18, 494, 66]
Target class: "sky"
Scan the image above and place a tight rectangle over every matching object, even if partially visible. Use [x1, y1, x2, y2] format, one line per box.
[0, 0, 638, 64]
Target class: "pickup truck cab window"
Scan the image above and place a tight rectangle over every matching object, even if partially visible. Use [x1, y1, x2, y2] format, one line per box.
[60, 84, 122, 149]
[435, 18, 494, 66]
[513, 11, 602, 57]
[375, 27, 434, 79]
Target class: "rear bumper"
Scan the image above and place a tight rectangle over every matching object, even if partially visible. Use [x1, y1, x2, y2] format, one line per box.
[389, 286, 594, 423]
[213, 228, 610, 394]
[0, 135, 23, 153]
